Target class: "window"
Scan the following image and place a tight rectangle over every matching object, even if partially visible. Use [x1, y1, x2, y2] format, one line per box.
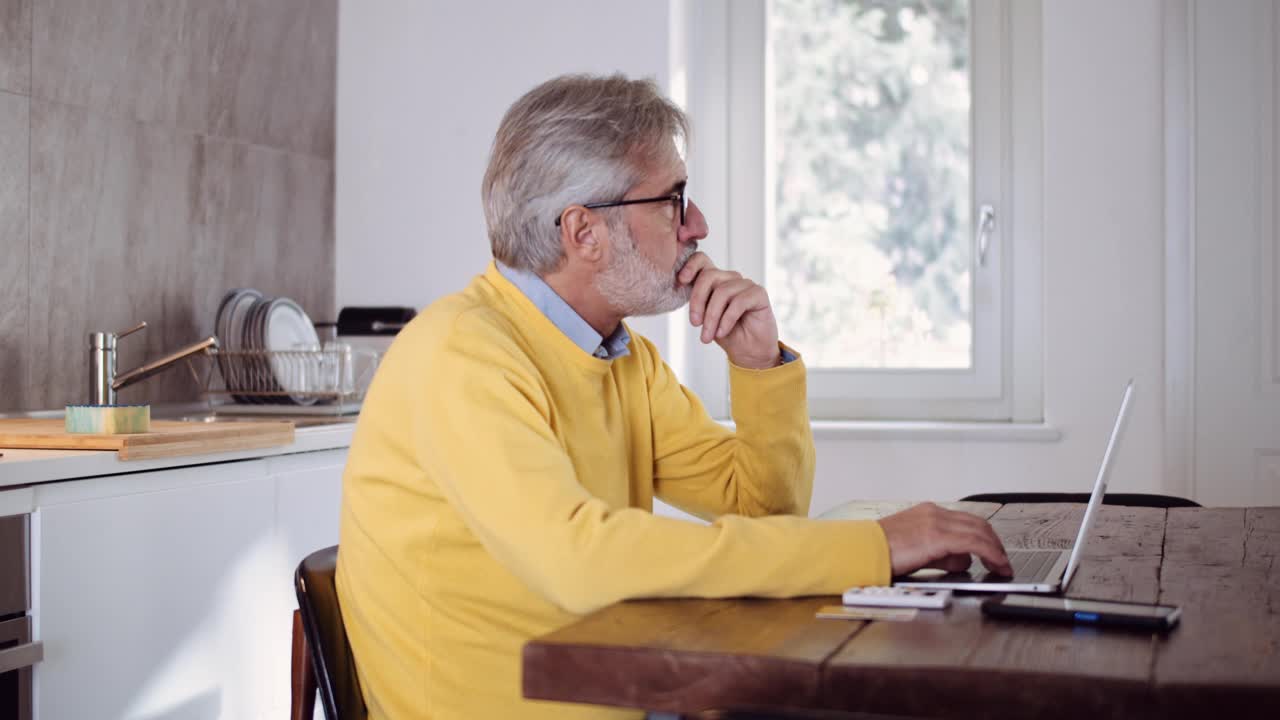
[671, 0, 1043, 422]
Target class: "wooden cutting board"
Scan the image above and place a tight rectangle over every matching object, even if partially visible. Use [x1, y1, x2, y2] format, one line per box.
[0, 418, 295, 461]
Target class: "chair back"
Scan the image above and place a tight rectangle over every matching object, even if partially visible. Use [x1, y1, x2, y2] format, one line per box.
[295, 545, 368, 720]
[960, 492, 1200, 508]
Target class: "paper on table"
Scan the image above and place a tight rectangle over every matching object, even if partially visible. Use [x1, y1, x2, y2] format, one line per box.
[816, 605, 919, 622]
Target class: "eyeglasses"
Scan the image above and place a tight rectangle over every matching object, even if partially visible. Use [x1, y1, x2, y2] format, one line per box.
[555, 186, 687, 227]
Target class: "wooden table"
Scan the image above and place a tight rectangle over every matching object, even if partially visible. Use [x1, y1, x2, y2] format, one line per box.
[523, 502, 1280, 719]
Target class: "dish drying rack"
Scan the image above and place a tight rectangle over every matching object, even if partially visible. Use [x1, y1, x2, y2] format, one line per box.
[187, 347, 381, 415]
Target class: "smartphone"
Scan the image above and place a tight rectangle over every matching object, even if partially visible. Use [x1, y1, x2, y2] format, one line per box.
[982, 594, 1181, 632]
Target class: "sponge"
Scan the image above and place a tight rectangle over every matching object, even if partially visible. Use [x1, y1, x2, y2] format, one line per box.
[65, 404, 151, 434]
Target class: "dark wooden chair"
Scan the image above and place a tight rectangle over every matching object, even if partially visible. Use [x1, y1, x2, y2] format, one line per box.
[960, 492, 1200, 508]
[286, 550, 889, 720]
[291, 545, 367, 720]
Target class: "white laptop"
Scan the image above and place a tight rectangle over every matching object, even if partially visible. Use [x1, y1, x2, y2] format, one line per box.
[894, 379, 1135, 594]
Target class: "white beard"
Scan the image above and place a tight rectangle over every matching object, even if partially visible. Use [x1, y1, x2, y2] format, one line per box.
[595, 223, 697, 317]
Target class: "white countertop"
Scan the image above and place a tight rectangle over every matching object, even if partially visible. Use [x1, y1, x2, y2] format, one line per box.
[0, 418, 356, 489]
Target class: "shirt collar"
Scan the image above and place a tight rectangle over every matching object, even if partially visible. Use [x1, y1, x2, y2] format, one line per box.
[496, 262, 631, 360]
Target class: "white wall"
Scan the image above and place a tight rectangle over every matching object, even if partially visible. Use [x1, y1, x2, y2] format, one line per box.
[336, 0, 671, 344]
[1190, 0, 1280, 506]
[337, 0, 1190, 512]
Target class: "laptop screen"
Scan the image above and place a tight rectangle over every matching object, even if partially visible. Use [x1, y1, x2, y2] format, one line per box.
[1061, 379, 1135, 588]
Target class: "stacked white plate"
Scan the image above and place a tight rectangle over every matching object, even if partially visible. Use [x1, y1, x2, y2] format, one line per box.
[213, 289, 321, 405]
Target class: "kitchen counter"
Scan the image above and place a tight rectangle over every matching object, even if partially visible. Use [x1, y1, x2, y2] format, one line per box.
[0, 409, 354, 720]
[0, 409, 357, 489]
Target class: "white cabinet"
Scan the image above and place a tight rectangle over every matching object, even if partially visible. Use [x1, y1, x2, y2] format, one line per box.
[264, 450, 348, 720]
[272, 450, 348, 582]
[30, 449, 346, 720]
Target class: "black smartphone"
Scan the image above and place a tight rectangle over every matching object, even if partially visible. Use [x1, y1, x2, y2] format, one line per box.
[982, 594, 1181, 632]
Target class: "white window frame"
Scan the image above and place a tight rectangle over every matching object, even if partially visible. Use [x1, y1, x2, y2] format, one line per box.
[669, 0, 1043, 422]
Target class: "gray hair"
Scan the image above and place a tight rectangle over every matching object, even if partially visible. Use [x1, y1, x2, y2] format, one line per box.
[482, 74, 689, 275]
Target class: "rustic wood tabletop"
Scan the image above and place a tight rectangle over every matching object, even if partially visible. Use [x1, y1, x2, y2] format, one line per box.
[524, 502, 1280, 719]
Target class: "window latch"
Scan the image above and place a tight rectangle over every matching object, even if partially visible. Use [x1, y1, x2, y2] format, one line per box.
[977, 204, 996, 267]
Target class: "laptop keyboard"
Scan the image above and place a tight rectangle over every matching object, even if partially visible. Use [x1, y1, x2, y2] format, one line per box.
[998, 549, 1061, 581]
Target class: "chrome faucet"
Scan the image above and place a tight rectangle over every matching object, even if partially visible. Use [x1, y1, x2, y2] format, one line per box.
[89, 321, 219, 405]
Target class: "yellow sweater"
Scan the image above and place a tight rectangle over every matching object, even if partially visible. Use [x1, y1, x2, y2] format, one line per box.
[335, 263, 891, 719]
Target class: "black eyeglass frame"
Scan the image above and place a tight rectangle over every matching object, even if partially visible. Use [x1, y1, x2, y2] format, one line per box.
[554, 188, 686, 227]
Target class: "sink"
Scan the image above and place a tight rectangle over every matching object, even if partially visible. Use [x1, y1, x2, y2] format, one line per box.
[169, 412, 356, 429]
[0, 405, 358, 429]
[143, 403, 358, 429]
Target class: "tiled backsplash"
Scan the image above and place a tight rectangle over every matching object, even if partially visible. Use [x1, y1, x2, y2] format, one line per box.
[0, 0, 337, 410]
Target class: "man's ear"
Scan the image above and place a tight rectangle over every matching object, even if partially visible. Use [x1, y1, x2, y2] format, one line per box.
[560, 207, 606, 264]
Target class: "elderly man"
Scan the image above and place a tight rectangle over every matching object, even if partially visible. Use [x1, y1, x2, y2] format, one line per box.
[335, 74, 1011, 719]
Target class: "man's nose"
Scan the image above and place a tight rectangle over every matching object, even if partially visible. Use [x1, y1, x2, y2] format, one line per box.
[679, 199, 709, 243]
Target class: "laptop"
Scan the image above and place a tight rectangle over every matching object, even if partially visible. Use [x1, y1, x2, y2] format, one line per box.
[894, 379, 1135, 594]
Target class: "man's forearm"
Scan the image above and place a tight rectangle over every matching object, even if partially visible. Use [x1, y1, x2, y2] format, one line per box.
[725, 349, 815, 516]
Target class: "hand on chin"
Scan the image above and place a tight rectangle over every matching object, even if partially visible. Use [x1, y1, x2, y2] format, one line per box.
[677, 252, 781, 370]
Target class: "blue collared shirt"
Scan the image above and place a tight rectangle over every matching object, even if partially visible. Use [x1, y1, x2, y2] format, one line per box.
[497, 262, 632, 360]
[496, 261, 795, 364]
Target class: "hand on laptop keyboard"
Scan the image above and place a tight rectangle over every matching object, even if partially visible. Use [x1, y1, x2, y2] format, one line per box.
[878, 502, 1013, 577]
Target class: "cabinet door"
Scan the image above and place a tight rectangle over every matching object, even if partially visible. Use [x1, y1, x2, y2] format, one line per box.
[271, 448, 347, 573]
[264, 449, 347, 720]
[35, 460, 276, 720]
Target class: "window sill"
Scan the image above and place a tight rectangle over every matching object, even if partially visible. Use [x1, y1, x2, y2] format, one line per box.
[807, 420, 1061, 443]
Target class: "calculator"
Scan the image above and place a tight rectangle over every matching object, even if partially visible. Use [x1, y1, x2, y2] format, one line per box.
[842, 586, 953, 609]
